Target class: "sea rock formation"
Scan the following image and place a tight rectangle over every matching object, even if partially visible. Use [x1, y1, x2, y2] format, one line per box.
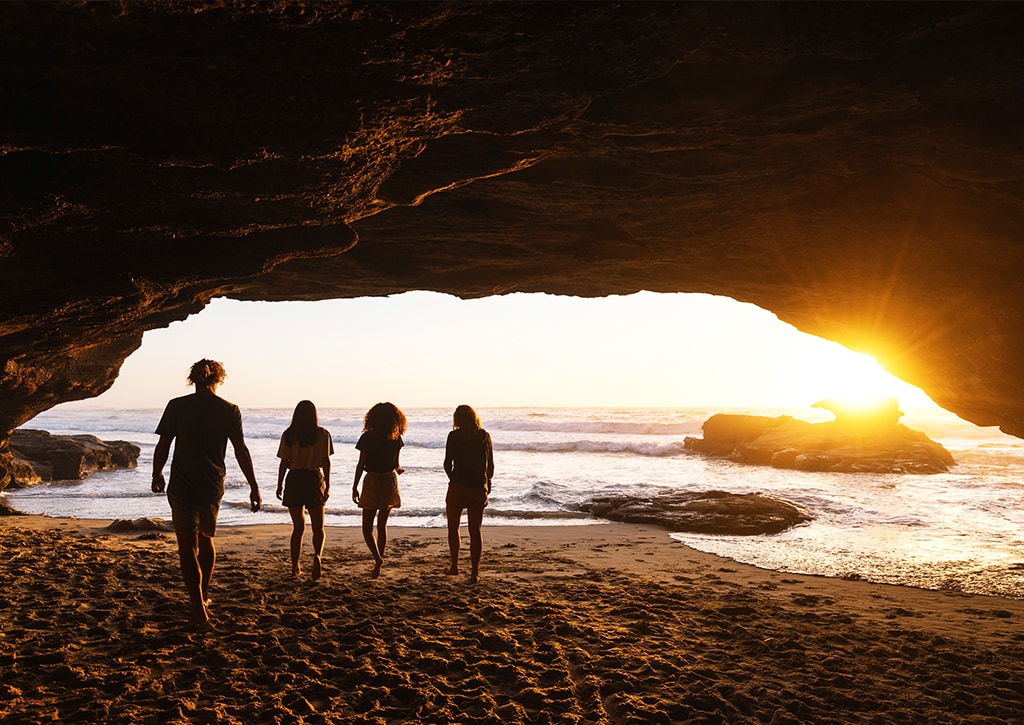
[106, 517, 173, 533]
[581, 491, 811, 535]
[8, 429, 140, 487]
[2, 3, 1024, 489]
[684, 402, 955, 474]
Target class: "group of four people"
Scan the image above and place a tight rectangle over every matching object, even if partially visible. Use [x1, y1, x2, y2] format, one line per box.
[152, 359, 494, 630]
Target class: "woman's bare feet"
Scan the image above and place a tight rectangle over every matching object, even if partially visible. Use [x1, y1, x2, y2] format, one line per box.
[445, 565, 459, 576]
[469, 572, 479, 584]
[371, 557, 383, 579]
[312, 555, 323, 582]
[291, 566, 302, 580]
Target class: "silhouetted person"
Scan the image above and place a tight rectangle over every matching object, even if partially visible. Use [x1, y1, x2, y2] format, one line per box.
[443, 404, 494, 583]
[276, 400, 334, 581]
[152, 359, 262, 630]
[352, 402, 406, 578]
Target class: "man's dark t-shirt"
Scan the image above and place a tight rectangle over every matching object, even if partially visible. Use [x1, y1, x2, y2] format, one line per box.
[156, 393, 244, 505]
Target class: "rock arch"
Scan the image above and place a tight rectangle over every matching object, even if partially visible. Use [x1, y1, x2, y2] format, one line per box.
[2, 2, 1024, 487]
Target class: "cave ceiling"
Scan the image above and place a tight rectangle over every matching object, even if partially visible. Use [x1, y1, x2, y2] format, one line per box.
[2, 1, 1024, 484]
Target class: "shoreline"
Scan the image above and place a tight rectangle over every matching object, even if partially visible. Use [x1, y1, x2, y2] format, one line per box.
[4, 515, 1024, 722]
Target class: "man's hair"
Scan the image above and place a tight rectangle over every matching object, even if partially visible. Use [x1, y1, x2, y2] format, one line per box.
[187, 359, 227, 387]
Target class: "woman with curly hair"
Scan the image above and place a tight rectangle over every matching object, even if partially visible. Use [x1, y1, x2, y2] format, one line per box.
[352, 402, 406, 578]
[276, 399, 334, 581]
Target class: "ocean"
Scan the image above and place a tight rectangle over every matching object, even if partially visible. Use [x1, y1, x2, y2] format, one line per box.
[5, 405, 1024, 599]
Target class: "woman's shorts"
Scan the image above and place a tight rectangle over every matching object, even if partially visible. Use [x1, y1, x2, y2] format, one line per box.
[282, 469, 325, 509]
[359, 471, 401, 510]
[445, 482, 488, 511]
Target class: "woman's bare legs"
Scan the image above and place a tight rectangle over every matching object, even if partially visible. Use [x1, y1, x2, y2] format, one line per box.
[309, 505, 326, 581]
[375, 507, 392, 576]
[466, 504, 484, 583]
[445, 503, 464, 576]
[362, 508, 386, 578]
[287, 506, 306, 578]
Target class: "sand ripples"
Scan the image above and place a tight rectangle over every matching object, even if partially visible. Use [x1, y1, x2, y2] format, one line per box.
[2, 523, 1023, 723]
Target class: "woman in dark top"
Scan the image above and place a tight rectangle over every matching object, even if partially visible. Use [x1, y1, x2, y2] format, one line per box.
[443, 404, 494, 584]
[352, 402, 406, 578]
[276, 400, 334, 581]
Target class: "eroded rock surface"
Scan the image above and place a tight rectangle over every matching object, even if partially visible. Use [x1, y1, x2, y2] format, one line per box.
[2, 3, 1023, 489]
[581, 491, 811, 535]
[8, 429, 140, 487]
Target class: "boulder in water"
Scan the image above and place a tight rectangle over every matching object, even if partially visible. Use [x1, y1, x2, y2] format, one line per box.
[8, 429, 141, 487]
[684, 402, 954, 474]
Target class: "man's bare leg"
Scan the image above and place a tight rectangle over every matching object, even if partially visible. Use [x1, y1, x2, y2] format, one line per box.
[176, 531, 210, 628]
[198, 533, 216, 608]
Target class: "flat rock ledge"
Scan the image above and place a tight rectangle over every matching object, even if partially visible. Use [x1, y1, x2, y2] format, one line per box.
[107, 518, 173, 533]
[579, 491, 811, 535]
[684, 413, 955, 474]
[7, 429, 141, 487]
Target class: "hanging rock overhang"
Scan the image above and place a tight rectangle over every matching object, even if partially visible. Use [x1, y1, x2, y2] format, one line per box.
[2, 2, 1023, 488]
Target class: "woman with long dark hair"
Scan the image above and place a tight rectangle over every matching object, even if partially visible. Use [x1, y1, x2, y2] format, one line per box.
[443, 404, 494, 584]
[276, 400, 334, 581]
[352, 401, 406, 578]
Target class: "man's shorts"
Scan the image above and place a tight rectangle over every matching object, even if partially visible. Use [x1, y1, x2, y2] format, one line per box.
[168, 493, 221, 538]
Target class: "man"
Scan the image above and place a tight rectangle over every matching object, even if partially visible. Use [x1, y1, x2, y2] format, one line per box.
[151, 358, 262, 630]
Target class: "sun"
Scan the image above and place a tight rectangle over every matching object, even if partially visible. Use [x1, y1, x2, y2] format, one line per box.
[785, 343, 936, 412]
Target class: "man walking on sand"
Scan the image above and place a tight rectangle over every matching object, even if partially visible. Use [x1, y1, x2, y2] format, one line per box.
[151, 358, 262, 630]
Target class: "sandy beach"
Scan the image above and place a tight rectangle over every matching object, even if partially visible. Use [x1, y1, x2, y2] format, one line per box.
[2, 515, 1023, 724]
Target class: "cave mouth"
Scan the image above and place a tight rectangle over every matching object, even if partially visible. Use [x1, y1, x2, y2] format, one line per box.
[55, 291, 938, 415]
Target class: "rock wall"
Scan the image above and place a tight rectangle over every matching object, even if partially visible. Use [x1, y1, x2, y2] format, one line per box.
[2, 3, 1024, 489]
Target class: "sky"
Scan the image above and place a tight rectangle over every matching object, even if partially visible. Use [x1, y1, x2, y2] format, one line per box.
[66, 291, 939, 412]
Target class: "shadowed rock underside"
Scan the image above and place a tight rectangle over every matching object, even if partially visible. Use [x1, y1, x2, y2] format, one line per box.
[2, 2, 1023, 489]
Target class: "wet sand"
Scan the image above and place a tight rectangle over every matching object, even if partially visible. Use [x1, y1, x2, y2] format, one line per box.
[2, 515, 1023, 723]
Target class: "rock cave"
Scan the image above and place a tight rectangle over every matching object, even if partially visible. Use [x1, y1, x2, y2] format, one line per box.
[2, 2, 1023, 489]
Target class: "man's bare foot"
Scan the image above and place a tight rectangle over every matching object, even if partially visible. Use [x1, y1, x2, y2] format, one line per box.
[469, 572, 479, 584]
[291, 566, 302, 580]
[444, 565, 459, 576]
[371, 558, 383, 579]
[312, 556, 322, 582]
[186, 613, 211, 632]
